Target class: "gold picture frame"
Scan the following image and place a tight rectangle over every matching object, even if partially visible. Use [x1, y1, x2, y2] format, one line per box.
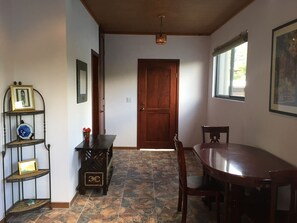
[18, 159, 38, 175]
[10, 85, 35, 111]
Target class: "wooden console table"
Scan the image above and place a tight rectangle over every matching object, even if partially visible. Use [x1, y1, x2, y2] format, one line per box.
[75, 134, 116, 195]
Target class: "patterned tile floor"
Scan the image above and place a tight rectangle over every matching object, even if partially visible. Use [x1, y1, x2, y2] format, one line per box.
[7, 149, 219, 223]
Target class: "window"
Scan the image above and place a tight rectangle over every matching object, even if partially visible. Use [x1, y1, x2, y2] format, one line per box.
[213, 31, 248, 100]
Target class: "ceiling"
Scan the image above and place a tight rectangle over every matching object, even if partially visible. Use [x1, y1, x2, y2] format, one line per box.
[81, 0, 254, 36]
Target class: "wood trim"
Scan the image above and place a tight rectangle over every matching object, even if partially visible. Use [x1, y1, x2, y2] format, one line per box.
[175, 60, 180, 142]
[51, 202, 70, 208]
[114, 147, 189, 150]
[50, 191, 79, 209]
[113, 147, 137, 150]
[70, 192, 79, 206]
[91, 49, 100, 136]
[184, 147, 193, 150]
[99, 27, 106, 135]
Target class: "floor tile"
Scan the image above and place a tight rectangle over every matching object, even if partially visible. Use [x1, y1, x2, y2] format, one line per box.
[6, 149, 219, 223]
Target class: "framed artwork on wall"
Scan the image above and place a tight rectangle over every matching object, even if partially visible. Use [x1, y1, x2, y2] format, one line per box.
[10, 85, 35, 111]
[270, 18, 297, 116]
[76, 59, 88, 103]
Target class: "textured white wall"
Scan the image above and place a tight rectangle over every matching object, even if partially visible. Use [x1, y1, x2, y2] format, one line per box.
[208, 0, 297, 166]
[0, 0, 13, 220]
[9, 0, 69, 203]
[105, 35, 210, 147]
[0, 2, 98, 217]
[65, 0, 99, 202]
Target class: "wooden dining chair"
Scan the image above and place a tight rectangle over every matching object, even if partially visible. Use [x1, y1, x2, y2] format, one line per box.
[174, 134, 220, 223]
[201, 125, 229, 221]
[201, 126, 229, 143]
[269, 169, 297, 223]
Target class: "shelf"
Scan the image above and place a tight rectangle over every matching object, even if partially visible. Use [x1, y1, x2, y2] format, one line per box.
[7, 199, 50, 214]
[6, 139, 45, 148]
[6, 169, 50, 182]
[2, 85, 51, 220]
[5, 110, 44, 116]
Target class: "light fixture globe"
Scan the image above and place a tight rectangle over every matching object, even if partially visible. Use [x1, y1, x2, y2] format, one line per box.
[156, 33, 167, 45]
[156, 15, 167, 45]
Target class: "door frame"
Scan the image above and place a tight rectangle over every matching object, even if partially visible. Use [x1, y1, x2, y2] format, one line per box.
[91, 49, 100, 136]
[137, 59, 179, 149]
[91, 29, 106, 136]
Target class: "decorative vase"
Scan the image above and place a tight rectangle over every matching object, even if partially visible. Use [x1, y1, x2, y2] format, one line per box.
[83, 131, 90, 142]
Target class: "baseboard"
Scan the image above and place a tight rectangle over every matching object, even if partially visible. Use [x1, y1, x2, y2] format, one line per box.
[51, 191, 78, 208]
[70, 192, 79, 206]
[112, 146, 181, 150]
[0, 201, 68, 222]
[184, 147, 193, 150]
[113, 146, 137, 150]
[51, 202, 70, 208]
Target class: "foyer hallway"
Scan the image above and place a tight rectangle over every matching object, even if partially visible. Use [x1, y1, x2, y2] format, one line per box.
[7, 149, 218, 223]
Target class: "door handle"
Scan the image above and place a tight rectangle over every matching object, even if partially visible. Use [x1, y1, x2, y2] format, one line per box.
[140, 107, 144, 111]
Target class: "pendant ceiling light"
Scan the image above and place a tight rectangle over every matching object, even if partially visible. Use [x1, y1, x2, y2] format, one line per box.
[156, 15, 167, 45]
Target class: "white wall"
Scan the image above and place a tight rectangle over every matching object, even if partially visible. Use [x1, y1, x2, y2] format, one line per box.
[9, 0, 69, 204]
[65, 0, 99, 202]
[208, 0, 297, 166]
[105, 35, 210, 147]
[0, 0, 98, 218]
[0, 0, 13, 219]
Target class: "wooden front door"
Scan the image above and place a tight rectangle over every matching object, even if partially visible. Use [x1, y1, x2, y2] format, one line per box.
[137, 59, 179, 149]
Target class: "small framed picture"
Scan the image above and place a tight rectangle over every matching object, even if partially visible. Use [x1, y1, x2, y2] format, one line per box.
[18, 159, 38, 175]
[10, 85, 35, 111]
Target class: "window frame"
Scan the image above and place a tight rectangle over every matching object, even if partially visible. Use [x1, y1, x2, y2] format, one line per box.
[213, 31, 248, 101]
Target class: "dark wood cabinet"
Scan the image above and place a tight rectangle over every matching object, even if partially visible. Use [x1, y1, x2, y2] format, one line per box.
[75, 135, 116, 195]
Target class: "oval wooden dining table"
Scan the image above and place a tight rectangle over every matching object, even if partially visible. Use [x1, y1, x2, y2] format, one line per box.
[193, 143, 295, 223]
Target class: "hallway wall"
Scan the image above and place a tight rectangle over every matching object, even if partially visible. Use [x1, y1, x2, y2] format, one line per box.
[0, 0, 99, 219]
[105, 35, 210, 147]
[208, 0, 297, 166]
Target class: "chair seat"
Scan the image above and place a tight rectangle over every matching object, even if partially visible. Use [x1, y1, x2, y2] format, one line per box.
[187, 175, 220, 195]
[187, 175, 204, 189]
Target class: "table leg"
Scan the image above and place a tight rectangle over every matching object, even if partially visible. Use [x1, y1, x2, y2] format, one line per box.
[223, 183, 229, 223]
[230, 184, 244, 223]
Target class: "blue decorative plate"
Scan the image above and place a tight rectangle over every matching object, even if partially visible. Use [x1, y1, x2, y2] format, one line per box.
[17, 123, 33, 139]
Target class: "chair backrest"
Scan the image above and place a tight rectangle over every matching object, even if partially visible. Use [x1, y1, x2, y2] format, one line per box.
[173, 134, 187, 188]
[202, 125, 229, 143]
[269, 169, 297, 223]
